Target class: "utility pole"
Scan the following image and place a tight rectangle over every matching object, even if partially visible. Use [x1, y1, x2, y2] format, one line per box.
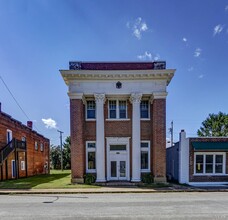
[170, 121, 174, 147]
[57, 130, 64, 171]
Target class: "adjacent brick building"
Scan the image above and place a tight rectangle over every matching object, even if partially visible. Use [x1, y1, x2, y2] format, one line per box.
[0, 103, 50, 181]
[61, 61, 175, 183]
[166, 130, 228, 185]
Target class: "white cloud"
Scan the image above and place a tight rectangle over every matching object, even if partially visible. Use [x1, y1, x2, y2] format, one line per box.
[188, 67, 194, 72]
[137, 51, 160, 61]
[129, 17, 148, 39]
[182, 37, 187, 42]
[198, 74, 204, 79]
[42, 118, 57, 129]
[213, 24, 224, 36]
[194, 48, 202, 57]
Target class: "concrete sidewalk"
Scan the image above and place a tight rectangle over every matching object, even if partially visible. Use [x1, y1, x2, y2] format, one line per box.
[1, 184, 228, 194]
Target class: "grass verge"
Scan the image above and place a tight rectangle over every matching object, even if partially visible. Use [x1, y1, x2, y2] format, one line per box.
[0, 170, 99, 189]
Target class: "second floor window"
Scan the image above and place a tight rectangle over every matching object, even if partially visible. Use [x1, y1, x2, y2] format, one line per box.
[108, 100, 127, 119]
[86, 101, 96, 119]
[140, 101, 149, 119]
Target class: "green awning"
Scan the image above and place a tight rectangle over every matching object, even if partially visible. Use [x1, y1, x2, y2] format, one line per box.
[192, 142, 228, 150]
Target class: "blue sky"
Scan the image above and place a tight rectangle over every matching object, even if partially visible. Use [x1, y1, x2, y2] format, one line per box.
[0, 0, 228, 145]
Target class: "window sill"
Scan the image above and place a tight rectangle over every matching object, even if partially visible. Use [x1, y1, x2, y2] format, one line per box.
[86, 119, 96, 122]
[106, 118, 130, 121]
[141, 170, 151, 173]
[193, 173, 227, 176]
[140, 118, 150, 121]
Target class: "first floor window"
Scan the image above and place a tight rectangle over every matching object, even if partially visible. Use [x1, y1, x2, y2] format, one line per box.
[195, 153, 225, 175]
[86, 142, 96, 172]
[141, 141, 150, 172]
[21, 161, 25, 171]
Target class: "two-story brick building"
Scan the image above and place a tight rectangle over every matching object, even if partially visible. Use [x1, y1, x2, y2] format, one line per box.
[0, 103, 50, 181]
[61, 61, 175, 183]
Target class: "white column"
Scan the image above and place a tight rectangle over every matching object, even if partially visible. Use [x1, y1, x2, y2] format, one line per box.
[130, 93, 142, 182]
[94, 93, 106, 182]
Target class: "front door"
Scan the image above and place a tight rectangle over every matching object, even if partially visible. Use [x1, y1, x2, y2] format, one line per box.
[12, 160, 16, 178]
[109, 145, 128, 181]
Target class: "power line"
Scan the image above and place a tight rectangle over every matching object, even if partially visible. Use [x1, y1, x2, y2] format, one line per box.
[0, 75, 40, 132]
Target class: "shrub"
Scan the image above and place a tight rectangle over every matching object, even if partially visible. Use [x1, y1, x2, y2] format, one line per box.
[84, 173, 96, 185]
[141, 173, 153, 184]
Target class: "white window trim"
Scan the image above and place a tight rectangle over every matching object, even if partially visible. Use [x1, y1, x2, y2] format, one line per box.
[7, 129, 13, 143]
[108, 99, 128, 120]
[194, 152, 226, 176]
[140, 141, 151, 173]
[86, 141, 96, 173]
[85, 100, 96, 121]
[140, 100, 150, 120]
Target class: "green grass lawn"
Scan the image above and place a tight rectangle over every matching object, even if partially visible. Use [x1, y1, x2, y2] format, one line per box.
[0, 170, 99, 189]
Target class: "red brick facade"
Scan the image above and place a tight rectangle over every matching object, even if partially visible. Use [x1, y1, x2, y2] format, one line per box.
[0, 107, 49, 181]
[71, 98, 167, 182]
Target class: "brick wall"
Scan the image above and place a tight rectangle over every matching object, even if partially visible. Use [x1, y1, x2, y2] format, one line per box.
[0, 111, 49, 181]
[152, 99, 166, 182]
[71, 98, 167, 182]
[70, 99, 85, 183]
[189, 138, 228, 182]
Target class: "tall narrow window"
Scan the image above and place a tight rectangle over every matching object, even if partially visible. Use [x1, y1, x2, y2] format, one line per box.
[215, 155, 223, 174]
[119, 101, 127, 119]
[35, 141, 38, 151]
[109, 100, 117, 119]
[195, 155, 203, 174]
[87, 101, 96, 119]
[140, 101, 149, 119]
[40, 143, 44, 152]
[7, 129, 12, 144]
[86, 142, 96, 173]
[141, 141, 150, 172]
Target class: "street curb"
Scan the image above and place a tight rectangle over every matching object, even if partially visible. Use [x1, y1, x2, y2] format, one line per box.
[1, 188, 228, 195]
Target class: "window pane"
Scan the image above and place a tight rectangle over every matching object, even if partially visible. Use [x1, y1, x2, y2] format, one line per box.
[195, 155, 203, 173]
[215, 164, 223, 173]
[119, 101, 127, 119]
[88, 152, 96, 169]
[141, 142, 149, 148]
[140, 101, 149, 118]
[88, 143, 96, 148]
[109, 101, 116, 118]
[87, 101, 95, 119]
[206, 155, 213, 163]
[111, 161, 117, 177]
[141, 151, 148, 169]
[216, 155, 223, 163]
[205, 155, 213, 173]
[110, 145, 126, 151]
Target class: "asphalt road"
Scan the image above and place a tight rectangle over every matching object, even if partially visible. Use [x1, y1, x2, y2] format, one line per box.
[0, 192, 228, 219]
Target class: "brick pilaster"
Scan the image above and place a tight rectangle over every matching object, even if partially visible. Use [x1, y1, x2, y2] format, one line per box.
[70, 99, 85, 183]
[152, 99, 166, 183]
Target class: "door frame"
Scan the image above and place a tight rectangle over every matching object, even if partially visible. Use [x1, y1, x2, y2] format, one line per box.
[106, 137, 130, 181]
[11, 160, 16, 178]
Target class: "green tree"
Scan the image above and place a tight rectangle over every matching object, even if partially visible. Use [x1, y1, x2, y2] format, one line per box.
[63, 136, 71, 169]
[197, 112, 228, 137]
[50, 136, 71, 169]
[50, 145, 61, 169]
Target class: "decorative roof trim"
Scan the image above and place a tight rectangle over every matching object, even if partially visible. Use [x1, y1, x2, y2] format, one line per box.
[60, 69, 175, 86]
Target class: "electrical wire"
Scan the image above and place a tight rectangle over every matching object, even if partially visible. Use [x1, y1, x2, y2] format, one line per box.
[0, 75, 40, 132]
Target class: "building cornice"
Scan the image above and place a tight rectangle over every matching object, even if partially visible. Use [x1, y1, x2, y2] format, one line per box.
[60, 69, 175, 86]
